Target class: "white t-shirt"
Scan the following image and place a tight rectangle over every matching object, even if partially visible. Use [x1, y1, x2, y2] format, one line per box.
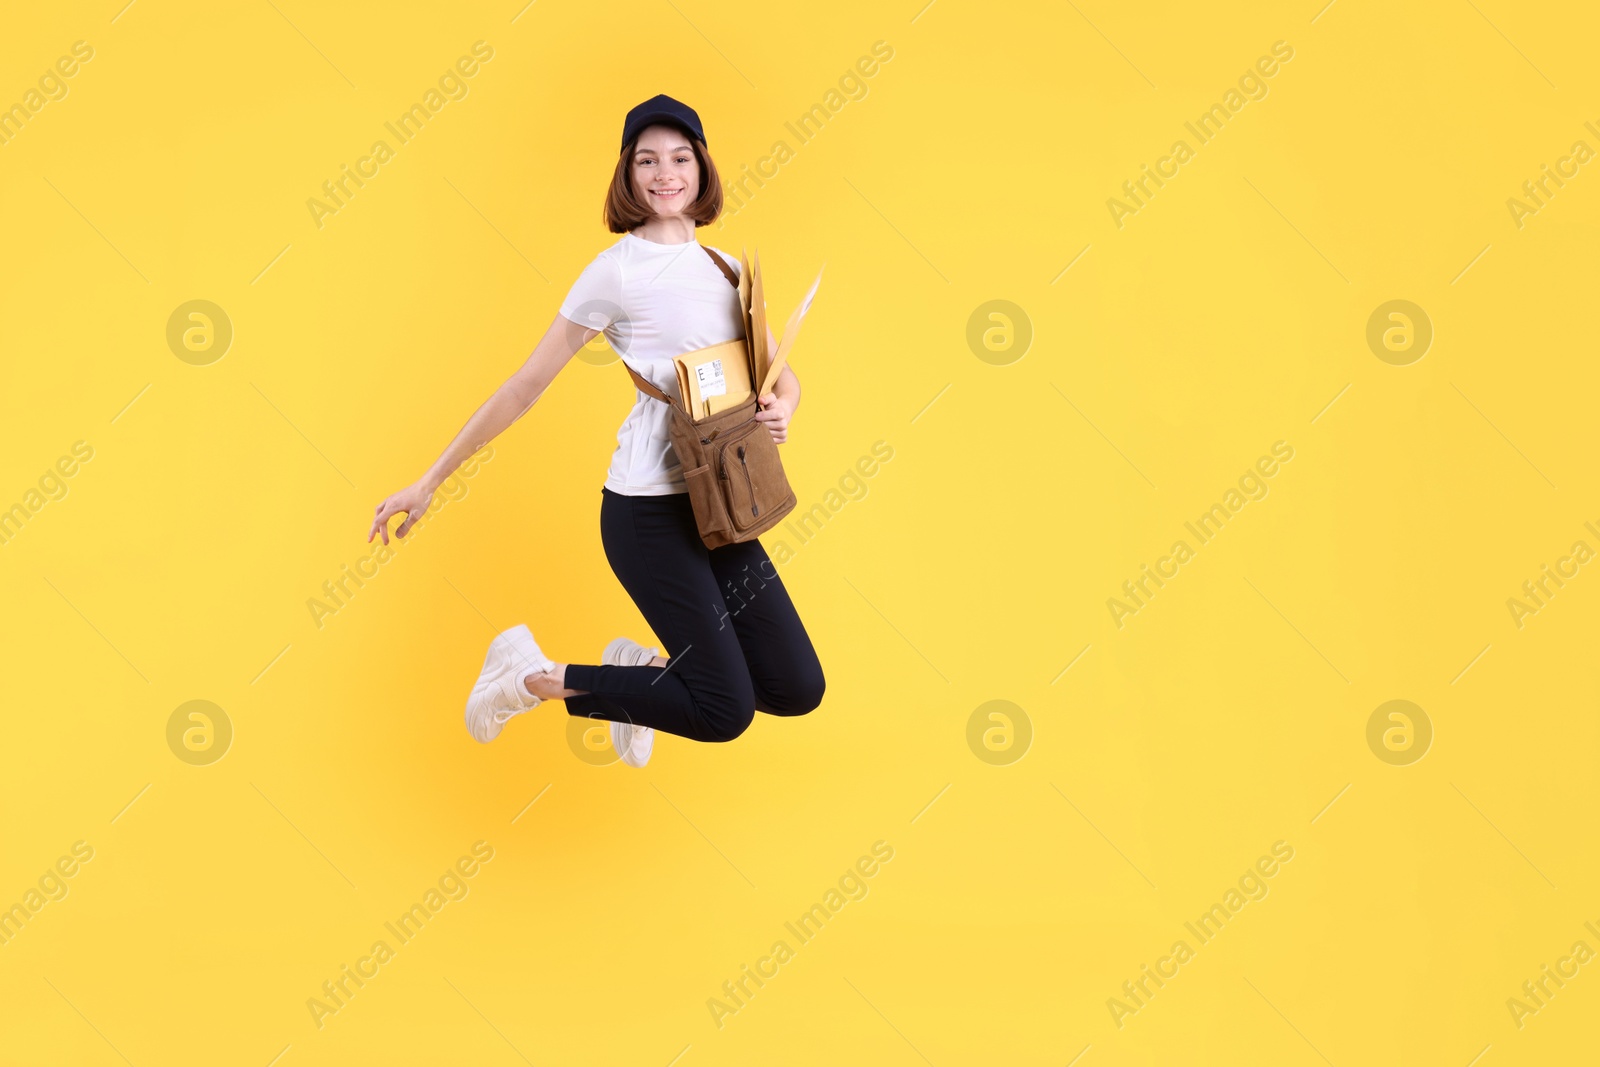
[558, 232, 744, 496]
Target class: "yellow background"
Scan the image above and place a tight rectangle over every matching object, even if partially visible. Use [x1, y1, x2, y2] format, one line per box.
[2, 0, 1597, 1063]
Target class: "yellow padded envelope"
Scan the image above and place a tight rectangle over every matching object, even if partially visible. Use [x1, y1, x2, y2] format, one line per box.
[664, 251, 823, 422]
[740, 248, 823, 400]
[673, 339, 752, 420]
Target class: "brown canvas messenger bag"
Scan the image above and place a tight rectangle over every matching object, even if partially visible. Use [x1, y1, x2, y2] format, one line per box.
[618, 243, 797, 550]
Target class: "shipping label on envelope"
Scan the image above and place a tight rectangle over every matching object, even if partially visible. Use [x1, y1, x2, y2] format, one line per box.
[695, 358, 727, 398]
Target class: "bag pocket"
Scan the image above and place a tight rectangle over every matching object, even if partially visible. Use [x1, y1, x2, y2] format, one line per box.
[683, 462, 733, 539]
[717, 423, 791, 533]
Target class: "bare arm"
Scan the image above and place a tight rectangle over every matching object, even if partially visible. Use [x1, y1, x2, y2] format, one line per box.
[368, 313, 599, 543]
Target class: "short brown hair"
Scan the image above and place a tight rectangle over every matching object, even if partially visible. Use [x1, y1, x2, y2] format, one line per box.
[604, 130, 724, 233]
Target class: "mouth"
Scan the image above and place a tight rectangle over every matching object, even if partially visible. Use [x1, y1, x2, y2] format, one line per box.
[649, 187, 684, 201]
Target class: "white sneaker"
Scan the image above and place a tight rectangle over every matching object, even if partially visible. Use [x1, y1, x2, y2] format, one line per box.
[603, 637, 658, 768]
[465, 624, 555, 743]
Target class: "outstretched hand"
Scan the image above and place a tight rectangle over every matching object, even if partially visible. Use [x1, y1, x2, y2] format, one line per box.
[754, 392, 792, 444]
[369, 482, 435, 545]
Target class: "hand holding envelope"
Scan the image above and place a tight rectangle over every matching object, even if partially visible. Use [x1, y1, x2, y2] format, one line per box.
[672, 249, 823, 421]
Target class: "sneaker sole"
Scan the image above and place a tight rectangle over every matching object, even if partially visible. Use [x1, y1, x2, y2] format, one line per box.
[465, 625, 551, 744]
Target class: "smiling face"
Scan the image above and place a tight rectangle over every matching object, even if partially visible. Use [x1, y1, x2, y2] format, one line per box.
[630, 124, 700, 217]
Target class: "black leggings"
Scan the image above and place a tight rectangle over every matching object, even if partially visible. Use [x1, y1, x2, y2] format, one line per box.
[564, 487, 825, 742]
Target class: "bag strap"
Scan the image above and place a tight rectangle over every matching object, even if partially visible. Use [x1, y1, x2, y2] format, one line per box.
[620, 242, 741, 405]
[623, 362, 674, 404]
[701, 242, 740, 288]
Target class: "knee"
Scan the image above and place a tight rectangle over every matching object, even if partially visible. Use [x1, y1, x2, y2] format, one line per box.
[696, 680, 757, 742]
[794, 669, 826, 714]
[764, 663, 826, 717]
[700, 702, 756, 743]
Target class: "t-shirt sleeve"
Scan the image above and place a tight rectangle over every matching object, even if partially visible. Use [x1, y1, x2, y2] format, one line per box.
[558, 253, 623, 330]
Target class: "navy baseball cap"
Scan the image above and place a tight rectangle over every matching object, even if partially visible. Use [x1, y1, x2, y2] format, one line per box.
[620, 94, 706, 153]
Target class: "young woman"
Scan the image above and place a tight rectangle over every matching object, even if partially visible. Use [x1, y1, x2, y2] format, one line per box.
[368, 94, 825, 767]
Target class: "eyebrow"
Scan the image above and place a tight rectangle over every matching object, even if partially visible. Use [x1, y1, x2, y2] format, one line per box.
[635, 145, 692, 157]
